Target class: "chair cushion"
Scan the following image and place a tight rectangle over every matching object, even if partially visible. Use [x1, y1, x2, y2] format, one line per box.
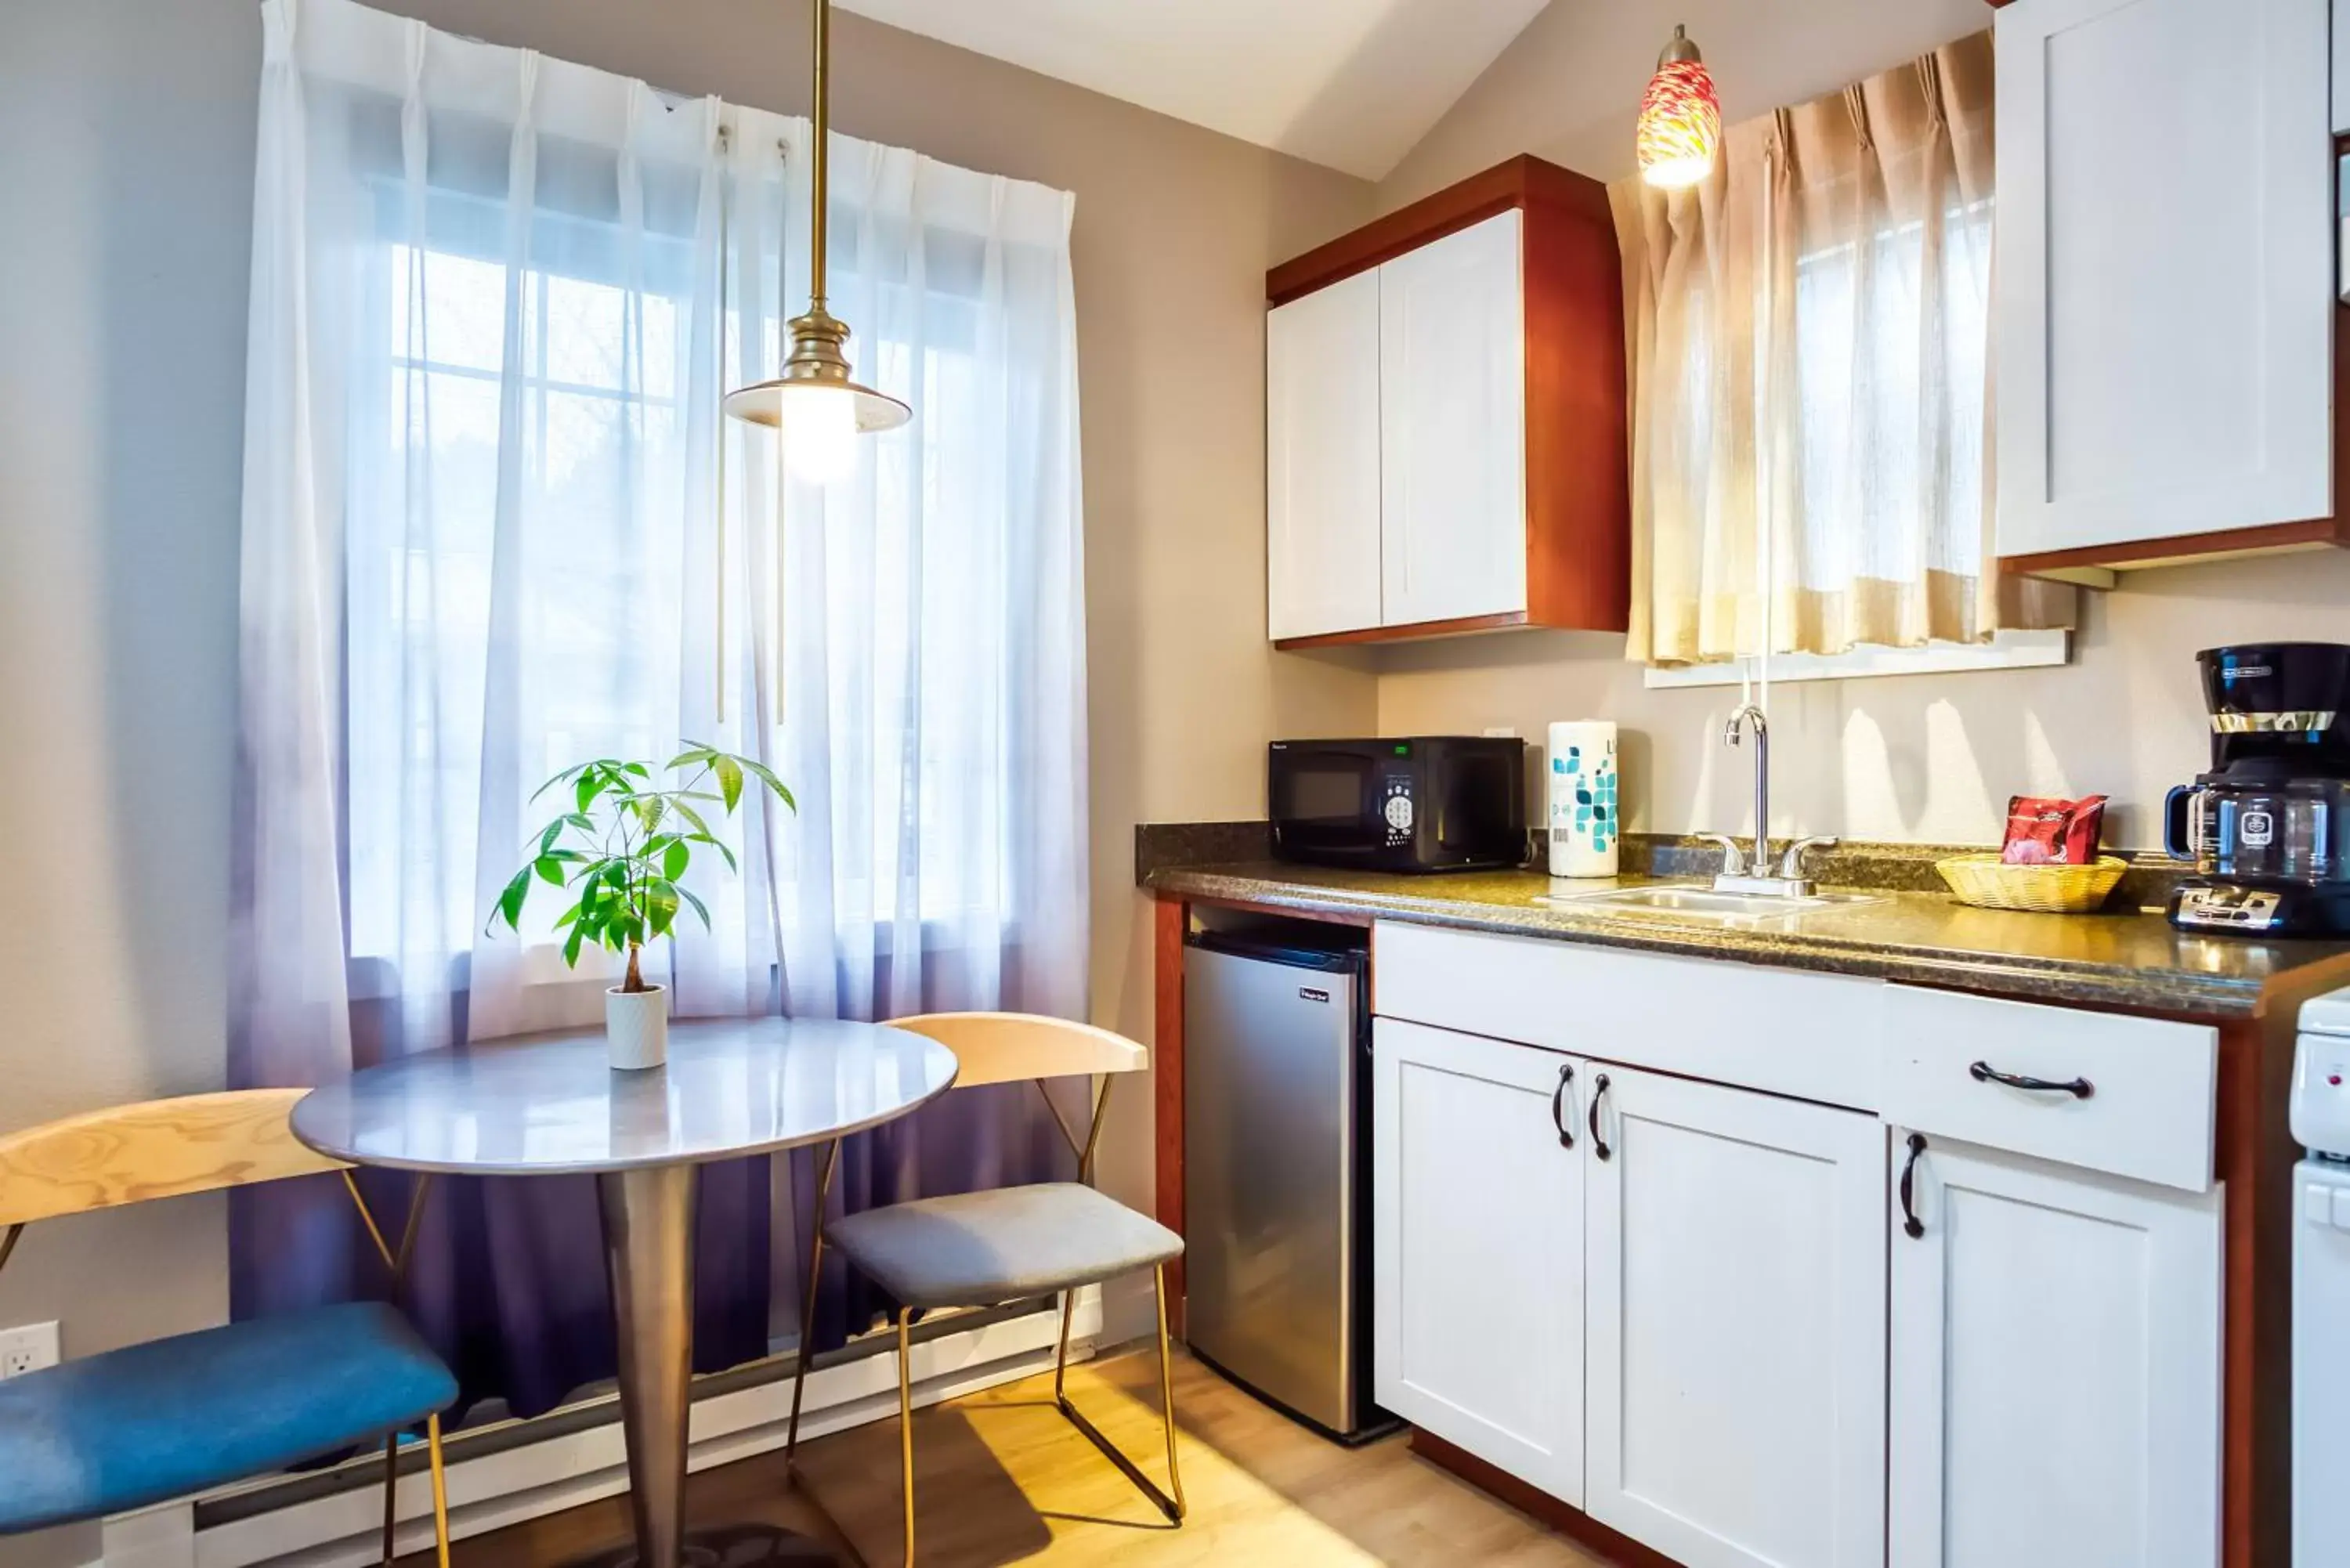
[0, 1300, 456, 1535]
[827, 1183, 1184, 1310]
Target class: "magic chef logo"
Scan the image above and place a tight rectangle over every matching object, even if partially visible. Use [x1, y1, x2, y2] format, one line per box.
[2224, 665, 2274, 681]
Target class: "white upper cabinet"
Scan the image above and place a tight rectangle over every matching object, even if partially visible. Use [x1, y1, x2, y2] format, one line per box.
[1584, 1066, 1887, 1568]
[1888, 1135, 2224, 1568]
[1372, 1017, 1586, 1504]
[1379, 209, 1529, 629]
[1995, 0, 2334, 563]
[1266, 270, 1384, 641]
[1262, 157, 1627, 644]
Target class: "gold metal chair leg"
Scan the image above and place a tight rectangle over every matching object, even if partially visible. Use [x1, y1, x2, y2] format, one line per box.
[1154, 1264, 1188, 1520]
[896, 1307, 917, 1568]
[785, 1138, 841, 1467]
[379, 1433, 400, 1563]
[427, 1414, 451, 1568]
[1052, 1286, 1076, 1403]
[1046, 1275, 1186, 1526]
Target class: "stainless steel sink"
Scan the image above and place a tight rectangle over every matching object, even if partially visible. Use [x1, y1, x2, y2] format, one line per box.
[1534, 883, 1882, 923]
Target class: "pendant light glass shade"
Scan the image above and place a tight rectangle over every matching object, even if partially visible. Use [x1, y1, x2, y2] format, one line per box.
[1636, 24, 1722, 190]
[723, 0, 909, 475]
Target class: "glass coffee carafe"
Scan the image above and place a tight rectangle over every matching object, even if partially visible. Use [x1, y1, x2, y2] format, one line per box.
[2166, 776, 2350, 886]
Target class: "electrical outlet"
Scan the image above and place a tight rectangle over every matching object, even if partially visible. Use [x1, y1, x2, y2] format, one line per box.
[0, 1322, 59, 1378]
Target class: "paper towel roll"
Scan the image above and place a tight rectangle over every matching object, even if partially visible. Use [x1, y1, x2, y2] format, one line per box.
[1547, 721, 1620, 878]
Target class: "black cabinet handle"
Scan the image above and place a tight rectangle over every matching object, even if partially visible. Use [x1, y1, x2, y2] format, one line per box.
[1588, 1073, 1612, 1162]
[1899, 1132, 1927, 1239]
[1969, 1060, 2094, 1100]
[1550, 1063, 1576, 1149]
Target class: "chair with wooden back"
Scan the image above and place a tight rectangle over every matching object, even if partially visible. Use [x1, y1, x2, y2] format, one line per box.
[0, 1089, 456, 1563]
[779, 1013, 1184, 1565]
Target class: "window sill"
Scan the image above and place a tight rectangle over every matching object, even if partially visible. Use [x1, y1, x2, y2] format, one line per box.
[1640, 629, 2070, 689]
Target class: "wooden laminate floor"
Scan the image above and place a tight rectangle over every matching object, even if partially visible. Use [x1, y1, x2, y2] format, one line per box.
[415, 1347, 1612, 1566]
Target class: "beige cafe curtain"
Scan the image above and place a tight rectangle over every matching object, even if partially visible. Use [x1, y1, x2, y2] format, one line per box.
[1613, 30, 2072, 666]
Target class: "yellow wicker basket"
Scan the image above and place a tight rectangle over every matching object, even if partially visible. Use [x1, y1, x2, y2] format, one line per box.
[1936, 854, 2129, 914]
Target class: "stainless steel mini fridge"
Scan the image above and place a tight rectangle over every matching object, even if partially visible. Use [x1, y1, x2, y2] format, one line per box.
[1182, 924, 1388, 1442]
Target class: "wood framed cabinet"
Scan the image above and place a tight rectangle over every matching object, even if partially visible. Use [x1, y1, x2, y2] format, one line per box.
[1994, 0, 2342, 578]
[1888, 1133, 2225, 1568]
[1264, 157, 1628, 647]
[1371, 1017, 1586, 1503]
[1585, 1066, 1887, 1568]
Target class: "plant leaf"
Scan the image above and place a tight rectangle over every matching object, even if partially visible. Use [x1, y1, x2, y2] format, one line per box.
[552, 905, 581, 929]
[688, 832, 737, 872]
[676, 883, 712, 930]
[563, 922, 586, 966]
[663, 839, 689, 880]
[534, 855, 566, 887]
[576, 769, 608, 814]
[497, 865, 533, 930]
[739, 758, 795, 811]
[714, 756, 744, 814]
[671, 800, 712, 836]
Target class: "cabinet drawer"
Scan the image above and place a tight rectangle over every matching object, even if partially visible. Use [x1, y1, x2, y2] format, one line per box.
[1374, 921, 1884, 1111]
[1881, 986, 2217, 1193]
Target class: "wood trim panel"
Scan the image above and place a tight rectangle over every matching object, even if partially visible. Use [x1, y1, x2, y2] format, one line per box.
[2001, 516, 2350, 578]
[2215, 1008, 2301, 1568]
[1522, 192, 1631, 634]
[1272, 611, 1531, 650]
[1408, 1429, 1685, 1568]
[1266, 154, 1611, 307]
[1152, 895, 1188, 1334]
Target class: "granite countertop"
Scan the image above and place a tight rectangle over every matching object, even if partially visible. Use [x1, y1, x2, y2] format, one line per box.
[1143, 858, 2350, 1020]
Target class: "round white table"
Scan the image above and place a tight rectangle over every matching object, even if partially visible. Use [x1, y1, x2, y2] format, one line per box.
[292, 1017, 959, 1568]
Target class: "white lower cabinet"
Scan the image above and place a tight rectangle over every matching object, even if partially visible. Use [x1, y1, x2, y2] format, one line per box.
[1585, 1066, 1888, 1568]
[1372, 1017, 1586, 1503]
[1888, 1133, 2225, 1568]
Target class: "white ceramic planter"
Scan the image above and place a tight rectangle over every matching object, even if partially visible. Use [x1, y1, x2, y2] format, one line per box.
[606, 985, 670, 1071]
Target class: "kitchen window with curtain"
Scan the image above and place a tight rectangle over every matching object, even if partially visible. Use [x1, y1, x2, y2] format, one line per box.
[1613, 28, 2074, 686]
[231, 0, 1080, 1402]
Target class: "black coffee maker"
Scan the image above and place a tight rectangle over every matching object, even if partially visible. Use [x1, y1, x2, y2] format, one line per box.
[2165, 642, 2350, 936]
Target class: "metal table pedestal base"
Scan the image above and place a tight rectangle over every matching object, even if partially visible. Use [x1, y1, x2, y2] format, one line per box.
[595, 1169, 848, 1568]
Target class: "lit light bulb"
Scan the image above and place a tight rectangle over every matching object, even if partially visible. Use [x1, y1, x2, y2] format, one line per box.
[779, 384, 859, 485]
[1636, 27, 1722, 191]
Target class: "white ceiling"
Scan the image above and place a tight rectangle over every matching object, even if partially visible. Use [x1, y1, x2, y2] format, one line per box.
[833, 0, 1556, 180]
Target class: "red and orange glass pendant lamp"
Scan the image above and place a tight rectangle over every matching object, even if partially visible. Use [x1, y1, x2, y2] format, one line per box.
[1636, 23, 1722, 190]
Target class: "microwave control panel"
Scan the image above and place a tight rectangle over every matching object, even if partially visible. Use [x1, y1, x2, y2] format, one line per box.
[1380, 776, 1415, 845]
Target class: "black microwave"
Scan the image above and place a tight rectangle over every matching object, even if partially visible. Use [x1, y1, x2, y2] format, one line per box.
[1269, 737, 1528, 873]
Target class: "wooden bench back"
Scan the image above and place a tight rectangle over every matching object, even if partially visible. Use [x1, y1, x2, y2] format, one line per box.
[885, 1013, 1146, 1090]
[0, 1089, 348, 1227]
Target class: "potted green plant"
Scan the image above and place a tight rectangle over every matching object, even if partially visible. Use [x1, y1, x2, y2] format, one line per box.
[490, 743, 793, 1070]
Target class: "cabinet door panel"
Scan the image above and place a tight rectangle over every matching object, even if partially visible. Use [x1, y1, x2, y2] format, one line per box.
[1379, 210, 1528, 627]
[1585, 1067, 1886, 1568]
[1889, 1136, 2223, 1568]
[1995, 0, 2331, 555]
[1372, 1017, 1583, 1503]
[1267, 269, 1383, 640]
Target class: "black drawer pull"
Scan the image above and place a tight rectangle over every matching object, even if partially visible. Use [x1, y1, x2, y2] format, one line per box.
[1899, 1133, 1927, 1239]
[1588, 1073, 1612, 1162]
[1969, 1060, 2094, 1100]
[1551, 1062, 1576, 1150]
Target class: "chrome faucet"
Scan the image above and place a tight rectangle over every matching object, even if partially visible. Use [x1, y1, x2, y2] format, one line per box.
[1700, 703, 1838, 896]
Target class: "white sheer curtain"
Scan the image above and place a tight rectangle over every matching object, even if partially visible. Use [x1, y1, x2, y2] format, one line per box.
[233, 0, 1085, 1374]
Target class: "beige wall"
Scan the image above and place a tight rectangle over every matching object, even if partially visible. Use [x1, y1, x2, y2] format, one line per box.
[1368, 0, 2350, 852]
[0, 2, 1368, 1559]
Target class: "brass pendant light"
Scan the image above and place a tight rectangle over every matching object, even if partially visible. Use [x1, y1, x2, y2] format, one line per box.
[723, 0, 910, 481]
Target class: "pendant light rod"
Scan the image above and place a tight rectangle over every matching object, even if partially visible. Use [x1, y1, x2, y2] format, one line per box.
[720, 0, 910, 439]
[808, 0, 830, 309]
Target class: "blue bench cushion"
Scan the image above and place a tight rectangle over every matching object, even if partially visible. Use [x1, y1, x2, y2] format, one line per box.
[0, 1300, 456, 1535]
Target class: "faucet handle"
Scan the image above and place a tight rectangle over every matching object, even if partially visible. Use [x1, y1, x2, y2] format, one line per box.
[1777, 836, 1840, 880]
[1697, 833, 1752, 877]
